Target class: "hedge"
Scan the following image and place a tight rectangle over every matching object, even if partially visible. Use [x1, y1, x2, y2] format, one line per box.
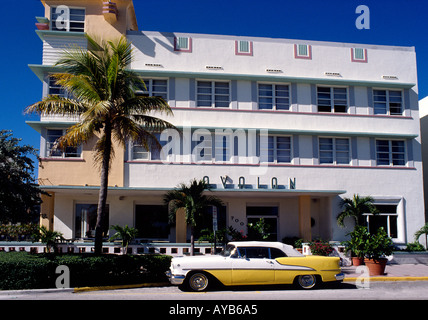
[0, 252, 172, 290]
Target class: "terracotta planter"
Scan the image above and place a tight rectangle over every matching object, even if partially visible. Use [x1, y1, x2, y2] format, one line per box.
[364, 258, 388, 276]
[352, 257, 365, 266]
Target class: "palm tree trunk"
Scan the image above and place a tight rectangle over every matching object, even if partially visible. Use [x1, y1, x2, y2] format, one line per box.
[94, 125, 112, 255]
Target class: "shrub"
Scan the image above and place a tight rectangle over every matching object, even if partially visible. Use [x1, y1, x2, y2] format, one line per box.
[0, 252, 172, 290]
[308, 239, 334, 256]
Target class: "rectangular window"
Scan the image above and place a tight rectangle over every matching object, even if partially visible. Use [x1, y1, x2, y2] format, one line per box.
[75, 204, 109, 239]
[246, 206, 278, 241]
[317, 86, 348, 113]
[235, 40, 253, 56]
[51, 7, 85, 32]
[351, 48, 368, 63]
[48, 76, 66, 97]
[131, 133, 167, 161]
[46, 129, 81, 158]
[260, 136, 292, 163]
[373, 89, 402, 115]
[197, 81, 230, 108]
[319, 137, 350, 165]
[258, 84, 290, 110]
[376, 140, 406, 166]
[135, 205, 169, 240]
[174, 36, 192, 52]
[294, 44, 312, 59]
[193, 131, 213, 163]
[365, 204, 398, 239]
[136, 79, 168, 101]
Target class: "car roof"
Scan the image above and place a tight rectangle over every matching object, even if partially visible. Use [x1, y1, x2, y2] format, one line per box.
[227, 241, 303, 257]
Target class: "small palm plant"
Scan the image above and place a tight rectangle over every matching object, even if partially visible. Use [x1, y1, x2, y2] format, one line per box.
[337, 194, 378, 228]
[33, 226, 64, 253]
[414, 223, 428, 249]
[109, 225, 138, 254]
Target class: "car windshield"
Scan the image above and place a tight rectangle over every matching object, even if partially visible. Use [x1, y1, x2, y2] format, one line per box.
[218, 244, 236, 257]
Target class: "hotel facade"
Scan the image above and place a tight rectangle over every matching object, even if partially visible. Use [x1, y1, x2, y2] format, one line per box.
[28, 0, 425, 249]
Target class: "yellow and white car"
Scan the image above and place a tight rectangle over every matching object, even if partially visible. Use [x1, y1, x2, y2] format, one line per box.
[167, 241, 344, 291]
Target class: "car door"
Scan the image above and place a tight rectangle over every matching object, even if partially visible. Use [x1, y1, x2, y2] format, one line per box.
[231, 247, 275, 285]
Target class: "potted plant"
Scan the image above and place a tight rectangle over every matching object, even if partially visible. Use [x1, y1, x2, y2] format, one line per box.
[364, 227, 394, 276]
[343, 225, 369, 266]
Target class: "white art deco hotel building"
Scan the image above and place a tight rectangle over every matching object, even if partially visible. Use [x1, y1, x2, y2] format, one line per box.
[28, 0, 425, 250]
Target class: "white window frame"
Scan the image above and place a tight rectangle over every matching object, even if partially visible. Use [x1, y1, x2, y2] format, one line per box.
[235, 40, 253, 56]
[130, 133, 167, 161]
[317, 86, 349, 113]
[351, 48, 368, 63]
[174, 36, 192, 52]
[136, 78, 168, 101]
[45, 129, 82, 158]
[196, 80, 231, 108]
[48, 76, 66, 97]
[319, 137, 350, 165]
[373, 89, 403, 116]
[50, 6, 85, 32]
[363, 202, 399, 240]
[294, 44, 312, 59]
[375, 139, 406, 166]
[258, 83, 290, 111]
[260, 135, 292, 164]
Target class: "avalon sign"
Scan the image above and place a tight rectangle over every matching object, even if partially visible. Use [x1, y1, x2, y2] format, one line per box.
[203, 176, 296, 190]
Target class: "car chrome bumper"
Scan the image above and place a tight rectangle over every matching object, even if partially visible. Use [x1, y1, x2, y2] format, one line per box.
[335, 273, 345, 281]
[166, 271, 185, 285]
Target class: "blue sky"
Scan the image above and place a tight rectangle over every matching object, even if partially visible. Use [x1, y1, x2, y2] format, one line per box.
[1, 0, 427, 167]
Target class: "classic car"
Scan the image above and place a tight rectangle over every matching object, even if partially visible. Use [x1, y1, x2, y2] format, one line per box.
[167, 241, 344, 291]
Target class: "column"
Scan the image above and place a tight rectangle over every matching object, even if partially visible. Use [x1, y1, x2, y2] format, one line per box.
[299, 195, 312, 241]
[175, 207, 187, 243]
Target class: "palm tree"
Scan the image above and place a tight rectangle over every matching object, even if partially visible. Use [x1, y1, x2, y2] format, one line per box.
[26, 35, 174, 254]
[109, 225, 139, 254]
[337, 194, 378, 228]
[163, 179, 223, 256]
[414, 223, 428, 249]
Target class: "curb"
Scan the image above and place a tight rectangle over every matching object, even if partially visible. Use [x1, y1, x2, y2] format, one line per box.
[344, 276, 428, 282]
[73, 282, 170, 292]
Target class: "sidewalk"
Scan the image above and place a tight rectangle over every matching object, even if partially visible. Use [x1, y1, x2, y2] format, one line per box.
[342, 263, 428, 282]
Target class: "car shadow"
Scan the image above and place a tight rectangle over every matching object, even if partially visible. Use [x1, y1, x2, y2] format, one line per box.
[207, 281, 358, 292]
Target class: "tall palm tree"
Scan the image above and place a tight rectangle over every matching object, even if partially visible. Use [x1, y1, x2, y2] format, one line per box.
[337, 194, 378, 228]
[26, 35, 174, 254]
[164, 179, 223, 256]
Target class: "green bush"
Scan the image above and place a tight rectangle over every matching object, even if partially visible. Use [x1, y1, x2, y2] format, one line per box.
[0, 252, 172, 290]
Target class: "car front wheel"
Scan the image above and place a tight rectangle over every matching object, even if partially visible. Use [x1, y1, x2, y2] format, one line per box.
[296, 275, 318, 289]
[188, 272, 210, 292]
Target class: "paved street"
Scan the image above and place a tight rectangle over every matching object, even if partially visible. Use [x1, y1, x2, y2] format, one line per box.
[2, 281, 428, 300]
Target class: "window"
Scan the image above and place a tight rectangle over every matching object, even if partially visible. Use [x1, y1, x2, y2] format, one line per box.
[294, 44, 312, 59]
[131, 133, 167, 161]
[319, 137, 350, 165]
[365, 204, 398, 239]
[46, 129, 81, 158]
[246, 206, 278, 241]
[48, 76, 66, 97]
[197, 81, 230, 108]
[373, 90, 402, 115]
[258, 84, 290, 110]
[260, 136, 292, 163]
[193, 131, 213, 163]
[136, 79, 168, 101]
[351, 48, 368, 63]
[317, 87, 348, 113]
[174, 37, 192, 52]
[51, 7, 85, 32]
[135, 205, 169, 240]
[376, 140, 406, 166]
[235, 40, 253, 56]
[75, 204, 109, 239]
[215, 134, 231, 163]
